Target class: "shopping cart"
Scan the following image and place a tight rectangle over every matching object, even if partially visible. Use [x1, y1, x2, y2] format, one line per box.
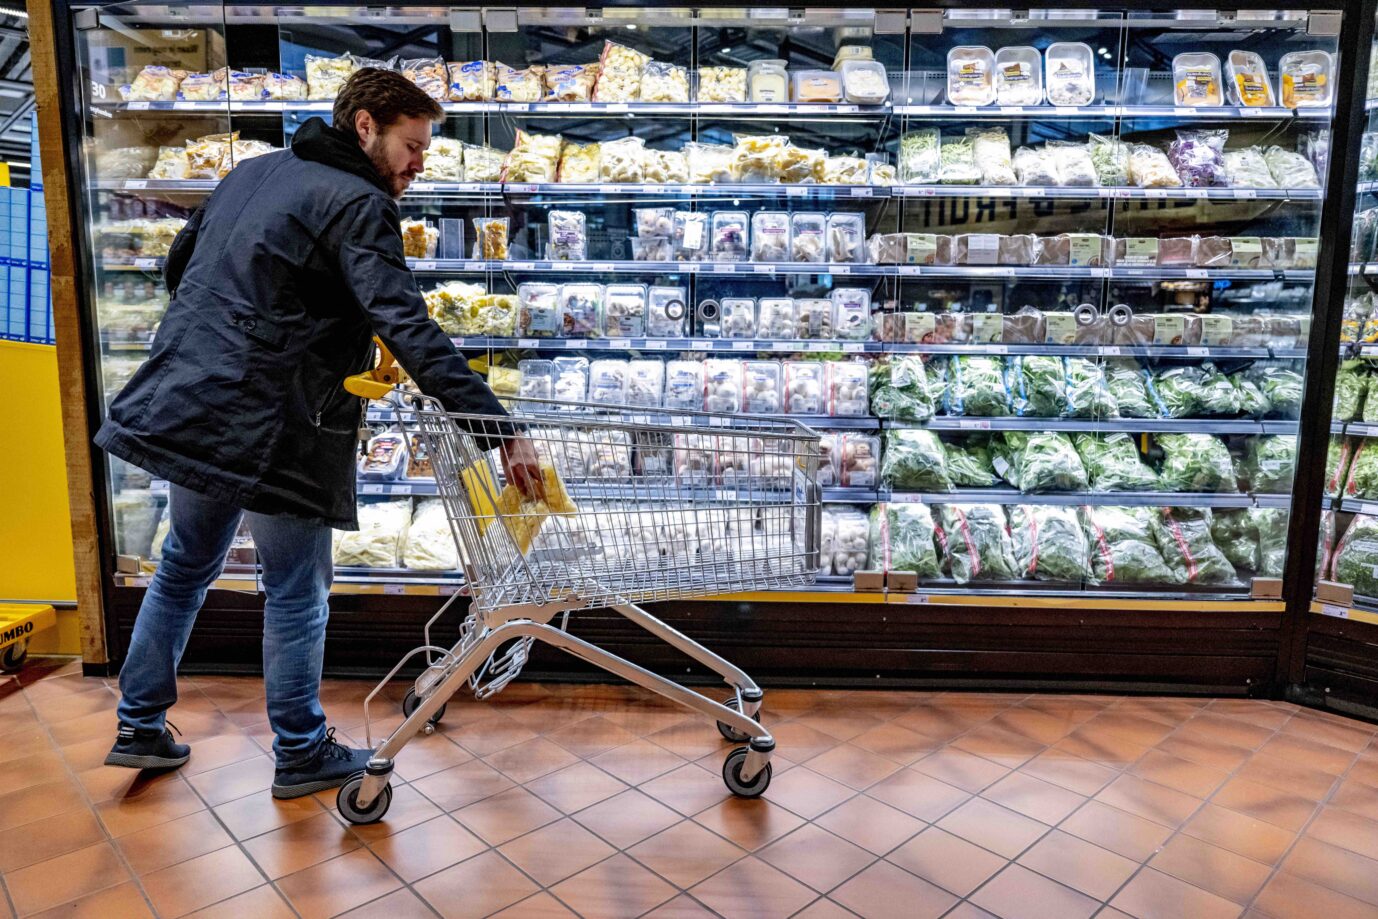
[335, 346, 823, 824]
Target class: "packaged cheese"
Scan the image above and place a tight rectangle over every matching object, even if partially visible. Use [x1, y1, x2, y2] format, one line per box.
[947, 46, 996, 106]
[697, 66, 747, 102]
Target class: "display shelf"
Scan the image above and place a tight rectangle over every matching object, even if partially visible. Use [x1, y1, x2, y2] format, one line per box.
[887, 342, 1289, 359]
[445, 337, 885, 355]
[893, 185, 1323, 201]
[1338, 498, 1378, 515]
[896, 417, 1300, 434]
[409, 260, 894, 277]
[1312, 599, 1378, 625]
[363, 405, 878, 431]
[893, 103, 1328, 120]
[1343, 422, 1378, 437]
[885, 489, 1289, 508]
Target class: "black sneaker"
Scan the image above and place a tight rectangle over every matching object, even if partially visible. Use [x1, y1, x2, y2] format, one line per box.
[104, 721, 190, 769]
[271, 728, 373, 799]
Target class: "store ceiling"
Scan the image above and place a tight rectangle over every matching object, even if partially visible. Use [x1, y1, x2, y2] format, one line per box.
[0, 9, 30, 167]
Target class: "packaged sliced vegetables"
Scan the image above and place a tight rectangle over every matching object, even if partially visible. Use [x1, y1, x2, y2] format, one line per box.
[756, 297, 795, 339]
[603, 284, 647, 337]
[704, 359, 743, 413]
[623, 359, 664, 408]
[899, 129, 941, 184]
[994, 46, 1043, 105]
[1279, 51, 1332, 108]
[664, 360, 705, 410]
[518, 282, 561, 337]
[588, 359, 629, 405]
[1064, 358, 1118, 418]
[553, 356, 590, 402]
[828, 361, 869, 416]
[1128, 144, 1183, 188]
[1083, 506, 1176, 585]
[1241, 435, 1296, 493]
[784, 361, 827, 415]
[1226, 51, 1274, 107]
[1157, 433, 1238, 493]
[1211, 508, 1260, 571]
[936, 504, 1019, 584]
[1049, 142, 1098, 187]
[517, 359, 555, 401]
[1263, 145, 1320, 188]
[938, 135, 981, 184]
[1044, 42, 1095, 106]
[1088, 133, 1130, 186]
[750, 212, 791, 262]
[1173, 52, 1224, 106]
[827, 213, 867, 263]
[710, 211, 750, 261]
[1010, 355, 1066, 418]
[559, 283, 603, 337]
[647, 286, 688, 338]
[720, 298, 756, 339]
[945, 439, 997, 487]
[831, 289, 871, 340]
[1222, 147, 1277, 188]
[947, 46, 996, 106]
[1168, 129, 1228, 187]
[791, 213, 827, 263]
[969, 127, 1016, 185]
[1014, 146, 1059, 186]
[996, 432, 1089, 493]
[1010, 505, 1093, 582]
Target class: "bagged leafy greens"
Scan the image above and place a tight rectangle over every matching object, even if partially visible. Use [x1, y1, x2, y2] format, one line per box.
[1334, 361, 1368, 421]
[1241, 436, 1296, 493]
[1210, 508, 1259, 571]
[881, 429, 952, 492]
[1064, 359, 1119, 418]
[1082, 505, 1178, 584]
[935, 504, 1019, 583]
[1364, 377, 1378, 424]
[945, 356, 1010, 416]
[996, 432, 1089, 493]
[1088, 133, 1130, 186]
[1153, 367, 1207, 418]
[1157, 433, 1239, 493]
[1152, 507, 1239, 585]
[1329, 514, 1378, 597]
[1232, 375, 1269, 418]
[1009, 505, 1093, 582]
[1195, 364, 1241, 416]
[870, 354, 935, 421]
[1009, 355, 1065, 417]
[1260, 369, 1304, 417]
[945, 438, 998, 487]
[1105, 360, 1161, 418]
[1326, 438, 1353, 497]
[870, 504, 941, 578]
[1254, 507, 1287, 577]
[1343, 440, 1378, 499]
[1074, 433, 1160, 492]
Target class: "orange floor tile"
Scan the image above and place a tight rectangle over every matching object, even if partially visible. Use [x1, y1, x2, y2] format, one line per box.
[1, 658, 1377, 918]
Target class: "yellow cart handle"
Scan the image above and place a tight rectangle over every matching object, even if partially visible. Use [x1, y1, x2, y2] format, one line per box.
[344, 337, 401, 400]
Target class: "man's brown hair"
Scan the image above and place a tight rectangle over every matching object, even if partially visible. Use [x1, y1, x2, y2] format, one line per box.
[332, 67, 444, 141]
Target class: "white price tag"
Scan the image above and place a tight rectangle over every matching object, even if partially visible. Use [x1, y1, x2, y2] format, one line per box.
[899, 266, 922, 276]
[786, 186, 808, 197]
[1091, 268, 1110, 278]
[1054, 106, 1079, 116]
[411, 260, 436, 271]
[1102, 346, 1122, 356]
[1241, 107, 1265, 116]
[554, 262, 578, 271]
[1321, 603, 1350, 619]
[842, 342, 863, 353]
[680, 263, 699, 273]
[953, 106, 979, 115]
[957, 419, 992, 430]
[753, 265, 775, 275]
[1018, 188, 1046, 198]
[985, 344, 1008, 354]
[606, 103, 629, 112]
[384, 583, 407, 595]
[609, 338, 632, 349]
[565, 339, 588, 349]
[518, 338, 539, 348]
[999, 106, 1023, 114]
[1186, 270, 1209, 279]
[590, 263, 614, 272]
[808, 342, 830, 352]
[715, 264, 737, 274]
[125, 179, 147, 189]
[849, 188, 873, 198]
[731, 341, 755, 351]
[133, 257, 158, 269]
[1187, 346, 1209, 356]
[645, 340, 668, 350]
[511, 261, 535, 271]
[453, 338, 466, 347]
[362, 484, 383, 494]
[1145, 189, 1167, 199]
[391, 483, 413, 495]
[833, 265, 852, 275]
[1234, 189, 1258, 200]
[1174, 107, 1200, 116]
[905, 592, 930, 603]
[127, 101, 150, 110]
[506, 102, 529, 112]
[986, 188, 1013, 197]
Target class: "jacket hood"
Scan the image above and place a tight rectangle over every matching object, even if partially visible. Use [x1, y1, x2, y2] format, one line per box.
[291, 117, 391, 196]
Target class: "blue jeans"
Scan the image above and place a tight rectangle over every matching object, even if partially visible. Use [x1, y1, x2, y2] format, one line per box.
[116, 484, 335, 768]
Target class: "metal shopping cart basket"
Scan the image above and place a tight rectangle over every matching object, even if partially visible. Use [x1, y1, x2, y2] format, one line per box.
[335, 347, 823, 824]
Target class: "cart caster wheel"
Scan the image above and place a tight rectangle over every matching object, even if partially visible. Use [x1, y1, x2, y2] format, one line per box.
[337, 772, 392, 825]
[0, 640, 28, 673]
[402, 689, 446, 731]
[722, 747, 772, 798]
[716, 697, 761, 744]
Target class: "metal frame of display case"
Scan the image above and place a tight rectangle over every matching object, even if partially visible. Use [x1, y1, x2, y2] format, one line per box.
[31, 0, 1378, 696]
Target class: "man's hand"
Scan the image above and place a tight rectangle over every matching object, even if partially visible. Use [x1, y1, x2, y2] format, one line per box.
[500, 436, 546, 503]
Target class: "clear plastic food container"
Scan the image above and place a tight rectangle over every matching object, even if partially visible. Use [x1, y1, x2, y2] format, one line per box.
[720, 298, 757, 339]
[751, 211, 791, 262]
[795, 298, 834, 339]
[1226, 50, 1274, 107]
[747, 59, 789, 103]
[1279, 50, 1333, 108]
[603, 283, 647, 337]
[559, 283, 603, 337]
[710, 211, 750, 261]
[552, 356, 589, 402]
[784, 361, 827, 415]
[547, 210, 587, 261]
[827, 213, 867, 263]
[588, 359, 629, 405]
[947, 46, 996, 106]
[698, 66, 747, 103]
[1044, 42, 1095, 106]
[626, 359, 665, 408]
[517, 282, 561, 337]
[792, 69, 843, 103]
[828, 361, 870, 416]
[742, 360, 783, 414]
[1173, 52, 1224, 106]
[817, 433, 840, 486]
[839, 60, 890, 105]
[840, 433, 880, 487]
[673, 211, 709, 261]
[517, 359, 555, 400]
[674, 433, 716, 483]
[704, 359, 744, 412]
[756, 297, 796, 338]
[664, 360, 706, 410]
[832, 288, 872, 340]
[647, 286, 688, 337]
[995, 46, 1043, 105]
[791, 213, 827, 263]
[630, 237, 673, 262]
[634, 207, 675, 239]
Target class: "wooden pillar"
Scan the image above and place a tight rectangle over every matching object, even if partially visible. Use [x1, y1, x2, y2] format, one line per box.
[29, 0, 108, 666]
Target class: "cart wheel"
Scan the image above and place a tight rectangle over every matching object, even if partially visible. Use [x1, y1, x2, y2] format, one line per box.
[402, 689, 447, 731]
[716, 697, 761, 744]
[722, 747, 772, 798]
[0, 640, 28, 673]
[337, 772, 393, 825]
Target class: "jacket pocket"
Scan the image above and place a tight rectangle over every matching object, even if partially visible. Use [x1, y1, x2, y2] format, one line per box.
[231, 313, 289, 352]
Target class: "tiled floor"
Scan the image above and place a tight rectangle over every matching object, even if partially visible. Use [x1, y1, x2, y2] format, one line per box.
[1, 661, 1377, 919]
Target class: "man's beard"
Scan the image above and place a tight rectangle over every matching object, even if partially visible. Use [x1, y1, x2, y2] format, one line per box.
[363, 138, 413, 200]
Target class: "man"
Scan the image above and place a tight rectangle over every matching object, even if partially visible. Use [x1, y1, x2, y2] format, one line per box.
[96, 68, 541, 798]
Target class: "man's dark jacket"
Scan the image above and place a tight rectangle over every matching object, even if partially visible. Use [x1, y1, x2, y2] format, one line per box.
[95, 118, 508, 529]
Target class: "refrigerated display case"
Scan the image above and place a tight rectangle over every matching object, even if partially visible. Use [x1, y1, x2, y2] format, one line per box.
[40, 3, 1372, 688]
